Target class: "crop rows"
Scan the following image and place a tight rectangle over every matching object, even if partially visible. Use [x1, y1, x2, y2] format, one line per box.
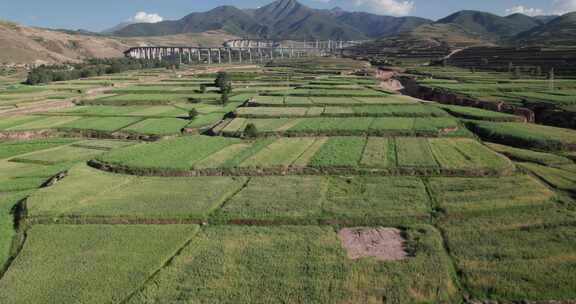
[93, 135, 513, 176]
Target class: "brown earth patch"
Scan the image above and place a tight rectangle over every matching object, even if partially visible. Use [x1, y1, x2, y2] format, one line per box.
[338, 227, 407, 261]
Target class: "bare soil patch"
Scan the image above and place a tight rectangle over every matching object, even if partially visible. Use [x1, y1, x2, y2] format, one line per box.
[338, 227, 407, 261]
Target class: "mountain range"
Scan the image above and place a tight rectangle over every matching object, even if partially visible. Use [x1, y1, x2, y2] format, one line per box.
[114, 0, 430, 40]
[111, 0, 573, 45]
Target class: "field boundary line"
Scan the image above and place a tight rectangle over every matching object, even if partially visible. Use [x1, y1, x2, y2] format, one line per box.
[358, 135, 370, 166]
[289, 137, 321, 167]
[215, 177, 252, 213]
[118, 228, 203, 304]
[113, 117, 148, 133]
[425, 138, 442, 168]
[0, 197, 29, 282]
[422, 178, 467, 302]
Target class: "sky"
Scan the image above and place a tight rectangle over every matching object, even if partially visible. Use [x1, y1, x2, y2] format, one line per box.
[1, 0, 575, 32]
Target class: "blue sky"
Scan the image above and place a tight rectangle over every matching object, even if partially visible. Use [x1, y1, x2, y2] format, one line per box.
[1, 0, 574, 32]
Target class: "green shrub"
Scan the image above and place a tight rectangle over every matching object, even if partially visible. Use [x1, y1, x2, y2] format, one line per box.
[244, 123, 258, 138]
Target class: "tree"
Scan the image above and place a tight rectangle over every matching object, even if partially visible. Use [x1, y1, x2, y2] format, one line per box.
[244, 123, 257, 138]
[220, 92, 229, 106]
[214, 71, 232, 94]
[199, 84, 207, 94]
[188, 109, 198, 120]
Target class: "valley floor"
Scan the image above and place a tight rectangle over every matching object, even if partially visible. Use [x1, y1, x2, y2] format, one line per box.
[0, 58, 575, 303]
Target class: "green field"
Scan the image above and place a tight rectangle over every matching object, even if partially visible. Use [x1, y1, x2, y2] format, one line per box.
[126, 225, 458, 304]
[0, 225, 199, 304]
[26, 165, 247, 221]
[1, 59, 576, 303]
[237, 104, 449, 118]
[220, 117, 464, 137]
[95, 135, 513, 176]
[466, 120, 576, 151]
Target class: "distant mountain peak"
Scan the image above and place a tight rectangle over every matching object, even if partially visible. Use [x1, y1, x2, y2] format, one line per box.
[113, 0, 430, 40]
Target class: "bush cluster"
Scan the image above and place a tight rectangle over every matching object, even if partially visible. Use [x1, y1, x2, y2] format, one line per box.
[26, 58, 178, 85]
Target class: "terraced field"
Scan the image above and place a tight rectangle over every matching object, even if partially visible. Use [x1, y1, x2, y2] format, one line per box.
[218, 116, 465, 137]
[0, 58, 575, 304]
[407, 66, 576, 129]
[93, 135, 513, 176]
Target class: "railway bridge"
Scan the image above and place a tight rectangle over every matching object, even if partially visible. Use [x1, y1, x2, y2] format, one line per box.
[124, 39, 367, 64]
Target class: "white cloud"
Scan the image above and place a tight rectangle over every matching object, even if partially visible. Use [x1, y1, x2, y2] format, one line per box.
[315, 0, 414, 16]
[553, 0, 576, 14]
[505, 5, 544, 16]
[356, 0, 414, 15]
[130, 12, 163, 23]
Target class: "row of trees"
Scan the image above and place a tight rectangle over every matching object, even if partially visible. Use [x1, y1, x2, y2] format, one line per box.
[26, 58, 178, 85]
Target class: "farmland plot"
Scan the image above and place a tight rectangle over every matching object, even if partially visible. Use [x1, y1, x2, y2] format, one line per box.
[26, 165, 247, 221]
[94, 136, 512, 176]
[308, 137, 365, 167]
[439, 207, 576, 301]
[0, 139, 77, 159]
[121, 118, 189, 136]
[5, 115, 82, 131]
[96, 136, 237, 172]
[215, 176, 328, 222]
[239, 137, 315, 168]
[428, 175, 555, 213]
[396, 137, 438, 167]
[59, 116, 143, 132]
[430, 138, 513, 173]
[126, 225, 458, 304]
[10, 145, 106, 165]
[323, 176, 431, 224]
[486, 143, 574, 166]
[518, 162, 576, 192]
[466, 120, 576, 151]
[360, 137, 395, 168]
[236, 105, 447, 118]
[0, 225, 199, 304]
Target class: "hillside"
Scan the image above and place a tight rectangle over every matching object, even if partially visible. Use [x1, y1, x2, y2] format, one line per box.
[517, 12, 576, 46]
[113, 0, 428, 40]
[0, 21, 126, 64]
[436, 10, 541, 39]
[0, 21, 238, 64]
[117, 6, 267, 38]
[353, 23, 489, 50]
[335, 12, 431, 38]
[392, 23, 490, 48]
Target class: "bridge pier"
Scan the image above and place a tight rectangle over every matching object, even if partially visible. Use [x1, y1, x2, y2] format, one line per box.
[124, 40, 363, 64]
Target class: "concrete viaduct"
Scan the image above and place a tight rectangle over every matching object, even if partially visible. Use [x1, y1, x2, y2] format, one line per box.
[123, 39, 366, 64]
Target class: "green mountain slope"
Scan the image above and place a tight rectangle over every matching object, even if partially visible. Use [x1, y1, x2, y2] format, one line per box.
[516, 12, 576, 46]
[436, 10, 540, 39]
[335, 12, 431, 38]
